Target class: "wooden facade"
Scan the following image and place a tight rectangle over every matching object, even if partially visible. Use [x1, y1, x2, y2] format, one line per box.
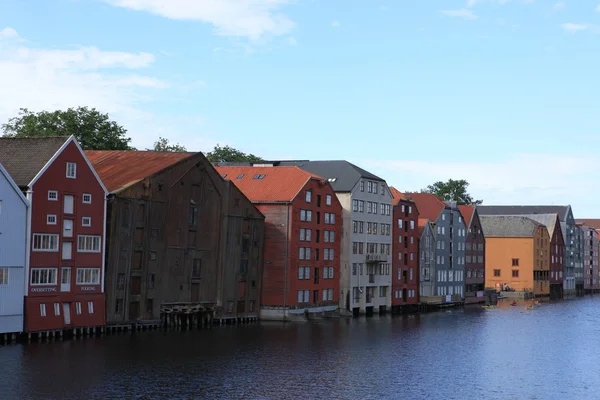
[87, 151, 264, 326]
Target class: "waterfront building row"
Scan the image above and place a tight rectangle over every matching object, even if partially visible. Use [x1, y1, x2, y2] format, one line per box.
[0, 138, 597, 334]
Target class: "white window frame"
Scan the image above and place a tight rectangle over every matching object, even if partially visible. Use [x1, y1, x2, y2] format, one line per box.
[75, 302, 82, 315]
[82, 193, 92, 204]
[48, 190, 58, 201]
[88, 301, 94, 314]
[77, 235, 102, 253]
[82, 216, 92, 227]
[40, 304, 47, 317]
[32, 234, 59, 252]
[66, 162, 77, 179]
[0, 267, 8, 285]
[305, 190, 312, 203]
[54, 303, 60, 316]
[326, 194, 332, 206]
[47, 214, 57, 225]
[76, 268, 101, 285]
[31, 268, 58, 285]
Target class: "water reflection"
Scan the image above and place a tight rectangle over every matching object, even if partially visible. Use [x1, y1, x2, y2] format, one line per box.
[1, 298, 600, 399]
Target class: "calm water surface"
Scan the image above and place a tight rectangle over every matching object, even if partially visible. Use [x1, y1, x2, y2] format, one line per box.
[2, 298, 600, 399]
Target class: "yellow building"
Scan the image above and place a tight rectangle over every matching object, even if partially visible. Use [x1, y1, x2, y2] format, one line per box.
[480, 216, 550, 296]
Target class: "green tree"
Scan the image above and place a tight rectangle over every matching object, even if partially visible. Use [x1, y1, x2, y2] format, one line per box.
[149, 137, 187, 152]
[421, 179, 482, 205]
[1, 107, 134, 150]
[206, 144, 265, 163]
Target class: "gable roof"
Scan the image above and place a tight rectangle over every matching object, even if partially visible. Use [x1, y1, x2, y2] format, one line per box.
[403, 193, 446, 221]
[390, 187, 408, 203]
[0, 136, 70, 187]
[480, 215, 543, 237]
[0, 163, 29, 206]
[458, 205, 475, 228]
[275, 160, 385, 192]
[575, 219, 600, 230]
[85, 150, 197, 193]
[477, 205, 571, 221]
[521, 213, 560, 238]
[214, 166, 325, 203]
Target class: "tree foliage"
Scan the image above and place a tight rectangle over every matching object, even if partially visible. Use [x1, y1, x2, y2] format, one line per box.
[149, 137, 187, 152]
[421, 179, 482, 205]
[1, 107, 134, 150]
[205, 144, 265, 163]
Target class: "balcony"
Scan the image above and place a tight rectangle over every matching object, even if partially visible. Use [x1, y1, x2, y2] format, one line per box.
[366, 253, 386, 263]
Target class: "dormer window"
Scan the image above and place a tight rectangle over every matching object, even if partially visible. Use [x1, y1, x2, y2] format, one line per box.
[66, 162, 76, 179]
[236, 174, 245, 180]
[253, 174, 265, 180]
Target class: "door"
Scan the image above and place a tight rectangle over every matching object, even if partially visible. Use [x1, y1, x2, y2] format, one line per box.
[62, 242, 72, 260]
[61, 267, 71, 292]
[63, 219, 73, 238]
[191, 283, 200, 302]
[64, 195, 74, 214]
[63, 303, 71, 325]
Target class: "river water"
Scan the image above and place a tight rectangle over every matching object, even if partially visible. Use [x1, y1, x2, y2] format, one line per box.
[1, 298, 599, 400]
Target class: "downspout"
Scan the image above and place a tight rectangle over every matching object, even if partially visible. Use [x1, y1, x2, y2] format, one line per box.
[25, 190, 33, 324]
[283, 204, 290, 321]
[101, 193, 108, 294]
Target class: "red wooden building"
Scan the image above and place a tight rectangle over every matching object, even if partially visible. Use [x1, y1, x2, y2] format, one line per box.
[390, 188, 420, 311]
[215, 165, 342, 321]
[0, 136, 107, 333]
[458, 205, 486, 304]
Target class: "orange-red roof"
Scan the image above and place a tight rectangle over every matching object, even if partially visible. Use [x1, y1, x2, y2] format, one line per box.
[214, 166, 325, 203]
[576, 219, 600, 231]
[417, 218, 429, 237]
[390, 187, 408, 204]
[458, 205, 475, 228]
[404, 193, 446, 221]
[85, 150, 196, 193]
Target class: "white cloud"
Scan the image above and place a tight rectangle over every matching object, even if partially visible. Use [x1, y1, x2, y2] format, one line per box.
[440, 9, 478, 20]
[552, 2, 566, 11]
[562, 23, 589, 33]
[0, 27, 18, 39]
[466, 0, 531, 6]
[102, 0, 295, 39]
[0, 27, 178, 149]
[362, 153, 600, 213]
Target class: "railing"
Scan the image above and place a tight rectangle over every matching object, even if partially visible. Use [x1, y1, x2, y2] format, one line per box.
[366, 253, 386, 263]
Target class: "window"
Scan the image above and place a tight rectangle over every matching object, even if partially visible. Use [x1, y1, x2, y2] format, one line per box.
[324, 213, 335, 224]
[252, 174, 265, 180]
[64, 194, 74, 214]
[298, 266, 311, 280]
[54, 303, 60, 316]
[494, 269, 501, 277]
[66, 162, 77, 178]
[76, 268, 100, 285]
[31, 268, 57, 285]
[512, 270, 519, 277]
[77, 235, 101, 252]
[300, 228, 312, 242]
[88, 301, 94, 314]
[512, 258, 519, 266]
[192, 259, 201, 278]
[63, 219, 73, 237]
[40, 304, 47, 317]
[410, 220, 415, 230]
[82, 216, 91, 227]
[298, 290, 310, 303]
[48, 190, 58, 201]
[75, 302, 82, 315]
[0, 268, 8, 285]
[299, 247, 311, 260]
[189, 206, 198, 226]
[46, 214, 57, 225]
[32, 234, 59, 252]
[305, 190, 312, 203]
[379, 286, 387, 297]
[82, 194, 92, 204]
[300, 209, 312, 222]
[147, 274, 155, 289]
[326, 194, 332, 205]
[360, 181, 365, 192]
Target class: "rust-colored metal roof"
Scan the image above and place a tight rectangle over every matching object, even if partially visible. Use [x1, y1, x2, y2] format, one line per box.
[390, 187, 408, 203]
[85, 150, 197, 193]
[404, 192, 446, 222]
[458, 205, 475, 228]
[214, 165, 325, 203]
[576, 219, 600, 231]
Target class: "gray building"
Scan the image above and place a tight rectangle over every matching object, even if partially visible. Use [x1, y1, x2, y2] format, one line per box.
[407, 193, 466, 303]
[477, 205, 581, 297]
[577, 224, 598, 292]
[418, 220, 436, 298]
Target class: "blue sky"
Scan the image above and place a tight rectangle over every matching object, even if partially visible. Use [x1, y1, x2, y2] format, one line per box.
[1, 0, 600, 216]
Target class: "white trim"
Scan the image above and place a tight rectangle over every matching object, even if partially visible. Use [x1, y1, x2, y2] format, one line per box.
[47, 214, 57, 225]
[102, 195, 107, 293]
[48, 190, 58, 201]
[66, 162, 77, 179]
[25, 190, 32, 297]
[30, 267, 58, 285]
[82, 216, 91, 227]
[32, 233, 59, 252]
[0, 163, 29, 206]
[77, 235, 102, 253]
[82, 193, 92, 204]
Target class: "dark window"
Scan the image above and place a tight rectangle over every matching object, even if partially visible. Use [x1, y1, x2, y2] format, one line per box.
[128, 301, 140, 320]
[240, 259, 248, 274]
[133, 251, 143, 270]
[512, 258, 519, 266]
[149, 251, 157, 261]
[494, 269, 501, 277]
[130, 276, 141, 295]
[151, 229, 158, 238]
[512, 270, 519, 277]
[145, 299, 153, 315]
[192, 259, 202, 278]
[189, 206, 198, 226]
[147, 273, 155, 289]
[238, 281, 247, 297]
[115, 299, 123, 314]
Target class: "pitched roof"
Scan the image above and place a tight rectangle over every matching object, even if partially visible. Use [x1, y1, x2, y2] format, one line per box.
[275, 160, 385, 192]
[214, 166, 324, 203]
[85, 150, 197, 193]
[403, 193, 446, 221]
[417, 218, 431, 238]
[0, 163, 28, 206]
[479, 215, 543, 237]
[521, 213, 560, 238]
[390, 187, 408, 204]
[575, 219, 600, 230]
[458, 205, 475, 228]
[477, 205, 571, 221]
[0, 136, 69, 187]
